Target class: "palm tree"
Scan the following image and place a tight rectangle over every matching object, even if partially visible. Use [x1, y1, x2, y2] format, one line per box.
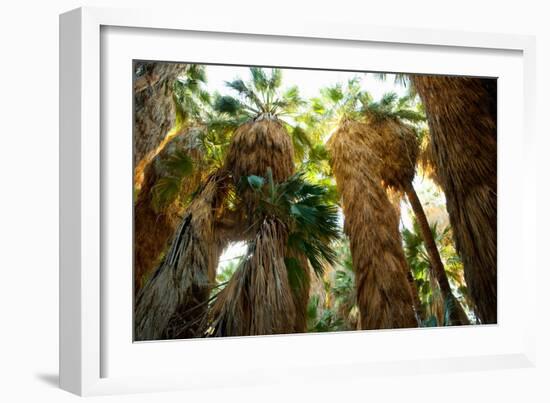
[134, 132, 197, 294]
[217, 68, 306, 182]
[134, 171, 232, 340]
[308, 240, 359, 332]
[360, 93, 470, 326]
[206, 68, 334, 335]
[135, 67, 335, 339]
[133, 65, 228, 295]
[208, 171, 340, 336]
[411, 76, 497, 324]
[328, 117, 418, 329]
[375, 73, 497, 324]
[301, 81, 416, 329]
[404, 184, 470, 325]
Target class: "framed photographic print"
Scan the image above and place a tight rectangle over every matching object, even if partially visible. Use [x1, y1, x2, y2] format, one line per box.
[60, 6, 537, 396]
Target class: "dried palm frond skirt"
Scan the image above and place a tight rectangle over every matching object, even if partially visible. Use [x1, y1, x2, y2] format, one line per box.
[328, 119, 418, 329]
[134, 129, 207, 295]
[134, 172, 228, 341]
[412, 75, 497, 324]
[207, 218, 297, 336]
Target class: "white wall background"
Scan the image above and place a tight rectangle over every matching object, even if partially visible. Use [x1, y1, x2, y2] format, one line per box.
[0, 1, 547, 401]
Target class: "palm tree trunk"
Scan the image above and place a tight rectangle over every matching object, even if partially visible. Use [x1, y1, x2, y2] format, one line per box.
[287, 252, 311, 333]
[208, 218, 297, 336]
[411, 76, 497, 324]
[134, 131, 205, 295]
[328, 120, 418, 330]
[405, 182, 470, 325]
[134, 173, 227, 341]
[406, 267, 425, 321]
[134, 61, 187, 168]
[219, 117, 307, 333]
[133, 164, 178, 295]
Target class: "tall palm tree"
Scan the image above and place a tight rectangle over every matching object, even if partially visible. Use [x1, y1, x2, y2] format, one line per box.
[360, 92, 470, 326]
[374, 73, 497, 324]
[134, 67, 248, 339]
[404, 184, 470, 325]
[135, 67, 335, 339]
[410, 76, 497, 324]
[328, 118, 418, 329]
[207, 68, 333, 335]
[302, 81, 416, 329]
[133, 65, 229, 295]
[134, 132, 198, 294]
[208, 171, 340, 336]
[135, 171, 231, 340]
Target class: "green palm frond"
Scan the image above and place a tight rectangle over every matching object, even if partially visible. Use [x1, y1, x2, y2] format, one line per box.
[240, 170, 341, 277]
[150, 151, 194, 211]
[362, 91, 425, 124]
[371, 72, 417, 96]
[285, 256, 308, 291]
[218, 68, 304, 119]
[380, 92, 398, 107]
[213, 68, 312, 163]
[268, 68, 282, 91]
[250, 67, 269, 92]
[289, 125, 313, 162]
[162, 149, 194, 175]
[213, 95, 243, 116]
[173, 65, 211, 125]
[151, 177, 183, 212]
[186, 64, 207, 83]
[225, 78, 264, 112]
[320, 84, 345, 104]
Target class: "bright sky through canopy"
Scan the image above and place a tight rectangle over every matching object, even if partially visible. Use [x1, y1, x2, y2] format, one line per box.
[204, 65, 409, 101]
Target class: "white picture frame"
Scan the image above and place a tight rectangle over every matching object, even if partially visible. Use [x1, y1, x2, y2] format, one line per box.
[59, 6, 537, 396]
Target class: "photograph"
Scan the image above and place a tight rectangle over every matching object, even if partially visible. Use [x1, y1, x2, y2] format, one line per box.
[132, 62, 497, 341]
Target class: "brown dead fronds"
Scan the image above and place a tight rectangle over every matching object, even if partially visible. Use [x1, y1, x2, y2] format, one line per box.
[208, 218, 297, 336]
[134, 129, 207, 295]
[224, 117, 295, 183]
[327, 119, 418, 329]
[411, 75, 497, 324]
[134, 171, 229, 341]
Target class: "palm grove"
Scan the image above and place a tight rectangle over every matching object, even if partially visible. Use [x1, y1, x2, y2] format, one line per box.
[132, 62, 497, 341]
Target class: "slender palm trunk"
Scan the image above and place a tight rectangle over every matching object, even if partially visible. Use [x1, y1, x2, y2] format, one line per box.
[405, 182, 470, 325]
[406, 267, 425, 321]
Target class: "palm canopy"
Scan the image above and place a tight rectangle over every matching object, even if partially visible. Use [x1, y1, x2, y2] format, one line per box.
[214, 67, 304, 119]
[213, 67, 316, 164]
[371, 72, 411, 90]
[313, 80, 423, 125]
[204, 168, 342, 337]
[361, 92, 425, 124]
[297, 77, 426, 151]
[298, 77, 368, 142]
[241, 169, 341, 278]
[173, 64, 212, 126]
